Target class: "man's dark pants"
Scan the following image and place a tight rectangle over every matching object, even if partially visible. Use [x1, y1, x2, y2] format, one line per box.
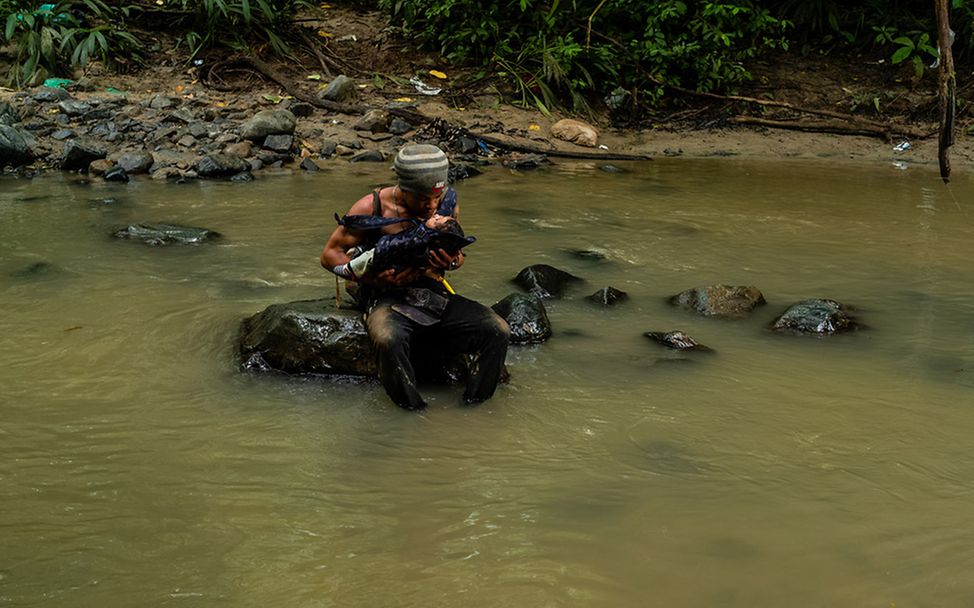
[366, 294, 510, 410]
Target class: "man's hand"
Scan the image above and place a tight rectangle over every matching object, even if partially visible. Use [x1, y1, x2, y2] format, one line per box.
[371, 267, 422, 287]
[428, 248, 463, 270]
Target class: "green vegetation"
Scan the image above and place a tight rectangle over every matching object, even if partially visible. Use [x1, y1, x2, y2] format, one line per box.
[0, 1, 967, 116]
[381, 0, 968, 115]
[0, 0, 310, 86]
[379, 0, 791, 115]
[1, 1, 143, 86]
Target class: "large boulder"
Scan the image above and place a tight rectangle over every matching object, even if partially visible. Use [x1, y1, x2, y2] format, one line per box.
[238, 299, 489, 383]
[240, 300, 375, 376]
[770, 299, 858, 335]
[513, 264, 583, 299]
[669, 285, 766, 318]
[491, 293, 552, 344]
[0, 125, 34, 166]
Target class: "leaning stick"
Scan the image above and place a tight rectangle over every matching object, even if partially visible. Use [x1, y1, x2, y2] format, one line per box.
[935, 0, 956, 182]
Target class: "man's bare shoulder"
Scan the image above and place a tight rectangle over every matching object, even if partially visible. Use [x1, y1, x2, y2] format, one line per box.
[346, 191, 379, 215]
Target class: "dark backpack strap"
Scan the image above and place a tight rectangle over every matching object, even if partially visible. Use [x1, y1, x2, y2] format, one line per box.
[372, 189, 382, 216]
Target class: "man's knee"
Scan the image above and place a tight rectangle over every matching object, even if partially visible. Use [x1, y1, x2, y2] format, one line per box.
[485, 310, 511, 348]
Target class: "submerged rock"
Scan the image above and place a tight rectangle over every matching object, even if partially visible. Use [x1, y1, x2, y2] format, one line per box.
[644, 330, 712, 352]
[669, 285, 766, 318]
[564, 248, 608, 261]
[112, 223, 221, 245]
[9, 261, 61, 279]
[513, 264, 583, 299]
[587, 286, 628, 306]
[770, 299, 858, 335]
[491, 292, 552, 344]
[103, 166, 129, 182]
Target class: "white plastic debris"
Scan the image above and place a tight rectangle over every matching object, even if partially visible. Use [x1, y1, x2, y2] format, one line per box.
[892, 161, 908, 170]
[598, 144, 609, 150]
[893, 141, 911, 153]
[409, 77, 441, 96]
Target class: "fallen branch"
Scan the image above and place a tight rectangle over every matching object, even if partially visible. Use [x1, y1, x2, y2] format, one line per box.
[474, 133, 652, 161]
[201, 56, 367, 114]
[728, 115, 927, 140]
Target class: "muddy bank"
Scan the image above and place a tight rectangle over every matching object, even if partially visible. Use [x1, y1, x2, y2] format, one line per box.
[0, 69, 969, 184]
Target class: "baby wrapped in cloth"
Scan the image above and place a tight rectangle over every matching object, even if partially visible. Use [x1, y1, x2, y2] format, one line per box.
[330, 187, 475, 281]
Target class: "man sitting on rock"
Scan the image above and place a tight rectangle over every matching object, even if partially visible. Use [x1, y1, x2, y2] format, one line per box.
[320, 143, 509, 411]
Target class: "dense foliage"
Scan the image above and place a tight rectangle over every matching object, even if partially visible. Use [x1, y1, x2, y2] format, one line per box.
[0, 0, 968, 116]
[380, 0, 791, 115]
[381, 0, 970, 115]
[0, 0, 310, 86]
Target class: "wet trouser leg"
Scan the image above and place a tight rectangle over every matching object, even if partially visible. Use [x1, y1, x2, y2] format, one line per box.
[433, 295, 511, 404]
[366, 294, 510, 410]
[366, 301, 427, 411]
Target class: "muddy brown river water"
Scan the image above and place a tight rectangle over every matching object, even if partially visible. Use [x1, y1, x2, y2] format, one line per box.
[2, 158, 974, 607]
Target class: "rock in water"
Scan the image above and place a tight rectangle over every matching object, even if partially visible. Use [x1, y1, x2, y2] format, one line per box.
[644, 330, 712, 352]
[239, 300, 375, 376]
[513, 264, 583, 299]
[112, 223, 221, 245]
[491, 293, 552, 344]
[770, 299, 858, 335]
[669, 285, 766, 318]
[587, 286, 628, 306]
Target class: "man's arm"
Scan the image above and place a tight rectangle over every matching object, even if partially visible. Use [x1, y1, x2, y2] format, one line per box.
[320, 194, 373, 270]
[320, 193, 421, 287]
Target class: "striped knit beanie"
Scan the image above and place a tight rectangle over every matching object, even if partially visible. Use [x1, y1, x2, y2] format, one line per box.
[394, 144, 449, 195]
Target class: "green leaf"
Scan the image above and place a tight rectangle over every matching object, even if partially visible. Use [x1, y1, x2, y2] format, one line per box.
[40, 27, 53, 65]
[94, 30, 107, 55]
[891, 46, 912, 64]
[893, 36, 914, 49]
[5, 14, 19, 41]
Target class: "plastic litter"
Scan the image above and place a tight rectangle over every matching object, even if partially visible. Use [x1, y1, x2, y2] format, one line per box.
[598, 144, 609, 150]
[892, 161, 908, 170]
[893, 141, 911, 153]
[409, 77, 441, 96]
[43, 78, 73, 89]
